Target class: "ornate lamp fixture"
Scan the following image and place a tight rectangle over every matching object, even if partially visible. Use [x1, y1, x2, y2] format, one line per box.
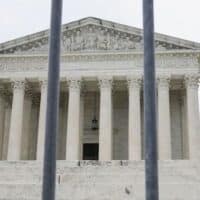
[91, 92, 99, 130]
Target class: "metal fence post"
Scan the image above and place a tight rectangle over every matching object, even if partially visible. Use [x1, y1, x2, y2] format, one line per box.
[42, 0, 63, 200]
[142, 0, 159, 200]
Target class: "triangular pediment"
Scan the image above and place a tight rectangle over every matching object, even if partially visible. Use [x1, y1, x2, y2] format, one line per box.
[0, 17, 200, 54]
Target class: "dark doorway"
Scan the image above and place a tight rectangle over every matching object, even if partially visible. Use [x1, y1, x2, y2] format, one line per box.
[83, 143, 99, 160]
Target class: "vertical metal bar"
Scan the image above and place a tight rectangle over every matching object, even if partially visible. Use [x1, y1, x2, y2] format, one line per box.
[42, 0, 63, 200]
[142, 0, 159, 200]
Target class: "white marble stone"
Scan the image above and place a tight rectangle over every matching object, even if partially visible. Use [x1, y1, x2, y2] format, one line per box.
[36, 79, 48, 160]
[0, 161, 199, 200]
[7, 80, 25, 160]
[66, 78, 82, 160]
[185, 75, 200, 160]
[99, 77, 113, 161]
[127, 76, 142, 160]
[158, 76, 171, 160]
[0, 16, 199, 200]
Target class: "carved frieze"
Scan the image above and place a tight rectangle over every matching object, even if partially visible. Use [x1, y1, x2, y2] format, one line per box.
[61, 26, 141, 52]
[0, 51, 199, 73]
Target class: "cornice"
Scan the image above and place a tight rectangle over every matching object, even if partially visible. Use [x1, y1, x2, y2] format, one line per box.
[0, 49, 199, 58]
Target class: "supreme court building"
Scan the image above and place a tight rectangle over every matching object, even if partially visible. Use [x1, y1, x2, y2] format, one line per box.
[0, 17, 199, 199]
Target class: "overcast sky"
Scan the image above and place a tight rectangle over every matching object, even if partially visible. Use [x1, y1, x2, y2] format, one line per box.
[0, 0, 200, 43]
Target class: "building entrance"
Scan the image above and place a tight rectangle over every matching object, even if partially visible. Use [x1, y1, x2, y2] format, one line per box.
[83, 143, 99, 160]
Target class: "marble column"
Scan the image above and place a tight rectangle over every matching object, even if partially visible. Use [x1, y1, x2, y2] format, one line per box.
[127, 77, 142, 160]
[0, 86, 5, 159]
[79, 92, 85, 160]
[66, 78, 81, 160]
[21, 89, 32, 160]
[2, 102, 11, 160]
[157, 76, 171, 160]
[185, 75, 200, 160]
[36, 79, 48, 160]
[7, 80, 25, 160]
[99, 77, 113, 161]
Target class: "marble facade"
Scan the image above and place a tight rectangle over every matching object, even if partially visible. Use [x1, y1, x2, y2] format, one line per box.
[0, 17, 200, 199]
[0, 17, 199, 162]
[0, 76, 198, 161]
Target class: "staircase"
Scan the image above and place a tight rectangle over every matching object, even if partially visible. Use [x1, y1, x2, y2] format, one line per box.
[0, 160, 199, 200]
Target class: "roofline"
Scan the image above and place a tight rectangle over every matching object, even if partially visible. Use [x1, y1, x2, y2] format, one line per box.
[0, 49, 200, 59]
[0, 17, 200, 51]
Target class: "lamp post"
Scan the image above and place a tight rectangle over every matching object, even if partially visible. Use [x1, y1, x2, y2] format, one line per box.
[42, 0, 63, 200]
[142, 0, 159, 200]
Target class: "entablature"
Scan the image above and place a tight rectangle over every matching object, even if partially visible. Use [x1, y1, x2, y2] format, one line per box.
[0, 50, 199, 74]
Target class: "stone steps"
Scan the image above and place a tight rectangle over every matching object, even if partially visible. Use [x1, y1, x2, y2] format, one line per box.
[0, 161, 199, 200]
[0, 183, 198, 200]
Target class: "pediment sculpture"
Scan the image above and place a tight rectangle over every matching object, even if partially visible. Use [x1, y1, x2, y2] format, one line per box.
[0, 24, 190, 55]
[61, 25, 142, 52]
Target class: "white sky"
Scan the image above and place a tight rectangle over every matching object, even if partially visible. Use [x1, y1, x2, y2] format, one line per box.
[0, 0, 200, 43]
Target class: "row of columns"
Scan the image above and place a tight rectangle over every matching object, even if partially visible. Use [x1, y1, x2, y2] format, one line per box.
[3, 74, 200, 161]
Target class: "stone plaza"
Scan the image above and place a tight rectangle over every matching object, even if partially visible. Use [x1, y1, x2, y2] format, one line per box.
[0, 17, 199, 199]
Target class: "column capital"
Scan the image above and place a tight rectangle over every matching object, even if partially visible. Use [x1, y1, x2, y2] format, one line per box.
[11, 79, 26, 90]
[98, 76, 113, 89]
[157, 75, 171, 88]
[184, 74, 199, 89]
[39, 78, 48, 89]
[127, 76, 142, 89]
[67, 77, 82, 90]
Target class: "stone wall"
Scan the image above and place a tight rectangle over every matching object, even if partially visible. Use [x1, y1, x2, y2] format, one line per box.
[0, 161, 199, 200]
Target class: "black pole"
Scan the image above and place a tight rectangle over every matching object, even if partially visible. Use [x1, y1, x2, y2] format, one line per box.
[142, 0, 159, 200]
[42, 0, 63, 200]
